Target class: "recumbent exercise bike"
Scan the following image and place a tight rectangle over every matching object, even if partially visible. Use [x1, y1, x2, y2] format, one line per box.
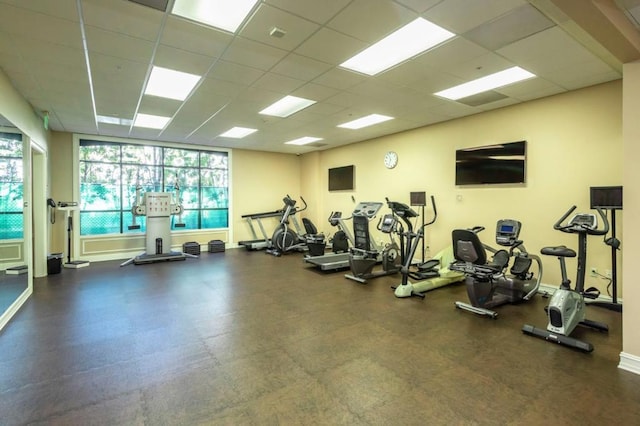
[450, 219, 542, 318]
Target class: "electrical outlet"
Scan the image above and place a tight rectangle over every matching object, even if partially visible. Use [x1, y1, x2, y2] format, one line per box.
[605, 269, 612, 279]
[590, 267, 597, 277]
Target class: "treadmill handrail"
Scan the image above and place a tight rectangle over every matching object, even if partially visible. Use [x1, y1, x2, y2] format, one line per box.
[241, 209, 283, 219]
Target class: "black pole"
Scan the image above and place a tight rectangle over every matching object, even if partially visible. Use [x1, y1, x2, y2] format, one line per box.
[67, 215, 73, 264]
[588, 208, 622, 312]
[421, 204, 425, 264]
[611, 209, 617, 304]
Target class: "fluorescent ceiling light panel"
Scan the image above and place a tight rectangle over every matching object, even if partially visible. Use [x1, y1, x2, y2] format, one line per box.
[134, 113, 170, 129]
[338, 114, 394, 130]
[219, 127, 257, 138]
[340, 18, 455, 76]
[171, 0, 259, 33]
[284, 136, 323, 146]
[259, 95, 316, 118]
[96, 115, 133, 126]
[434, 66, 536, 100]
[145, 66, 201, 101]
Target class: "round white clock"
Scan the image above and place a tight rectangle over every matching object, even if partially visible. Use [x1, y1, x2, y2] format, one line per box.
[384, 151, 398, 169]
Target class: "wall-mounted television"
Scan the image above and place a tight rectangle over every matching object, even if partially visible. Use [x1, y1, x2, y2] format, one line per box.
[590, 185, 622, 210]
[328, 165, 355, 191]
[455, 141, 526, 185]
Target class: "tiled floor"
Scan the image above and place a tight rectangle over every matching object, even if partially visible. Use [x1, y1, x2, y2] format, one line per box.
[0, 249, 638, 425]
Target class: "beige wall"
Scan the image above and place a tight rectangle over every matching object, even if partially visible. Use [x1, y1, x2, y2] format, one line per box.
[231, 149, 301, 244]
[307, 81, 623, 297]
[622, 63, 640, 357]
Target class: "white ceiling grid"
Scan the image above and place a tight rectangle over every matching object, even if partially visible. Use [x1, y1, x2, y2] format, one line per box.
[0, 0, 630, 153]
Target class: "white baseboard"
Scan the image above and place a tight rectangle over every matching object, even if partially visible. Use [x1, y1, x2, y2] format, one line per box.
[619, 352, 640, 375]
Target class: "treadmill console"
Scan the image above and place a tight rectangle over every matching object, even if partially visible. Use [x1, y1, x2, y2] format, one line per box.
[568, 213, 597, 230]
[352, 202, 383, 218]
[495, 219, 522, 247]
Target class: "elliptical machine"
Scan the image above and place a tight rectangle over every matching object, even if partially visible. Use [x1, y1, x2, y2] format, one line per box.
[522, 206, 609, 352]
[450, 219, 542, 318]
[267, 195, 324, 257]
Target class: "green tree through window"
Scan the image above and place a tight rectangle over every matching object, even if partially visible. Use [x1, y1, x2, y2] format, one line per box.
[79, 139, 229, 235]
[0, 132, 23, 239]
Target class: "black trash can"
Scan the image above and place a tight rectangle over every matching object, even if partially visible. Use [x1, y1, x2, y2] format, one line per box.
[47, 253, 63, 275]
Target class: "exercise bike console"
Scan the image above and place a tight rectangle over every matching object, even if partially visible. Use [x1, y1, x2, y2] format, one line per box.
[495, 219, 522, 247]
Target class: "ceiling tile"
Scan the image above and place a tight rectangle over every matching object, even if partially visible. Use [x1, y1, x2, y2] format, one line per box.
[85, 26, 154, 64]
[497, 26, 618, 81]
[81, 0, 163, 41]
[464, 4, 555, 51]
[154, 44, 214, 76]
[222, 36, 289, 71]
[425, 0, 527, 34]
[161, 15, 233, 58]
[137, 96, 182, 117]
[312, 68, 367, 90]
[89, 52, 148, 92]
[129, 127, 162, 140]
[495, 77, 566, 101]
[327, 0, 417, 43]
[291, 82, 340, 102]
[394, 0, 442, 13]
[264, 0, 352, 25]
[239, 3, 320, 51]
[443, 51, 515, 81]
[252, 72, 306, 94]
[414, 36, 489, 70]
[0, 0, 78, 21]
[270, 53, 333, 81]
[171, 91, 231, 128]
[0, 4, 82, 48]
[295, 28, 368, 65]
[209, 60, 264, 86]
[198, 76, 246, 99]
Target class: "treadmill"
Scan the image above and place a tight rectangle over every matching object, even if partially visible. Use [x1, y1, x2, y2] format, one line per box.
[304, 202, 383, 271]
[238, 209, 283, 250]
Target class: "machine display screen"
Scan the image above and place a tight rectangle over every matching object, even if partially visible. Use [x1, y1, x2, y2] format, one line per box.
[500, 225, 514, 233]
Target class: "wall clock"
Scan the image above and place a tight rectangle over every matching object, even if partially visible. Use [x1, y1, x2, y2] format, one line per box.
[384, 151, 398, 169]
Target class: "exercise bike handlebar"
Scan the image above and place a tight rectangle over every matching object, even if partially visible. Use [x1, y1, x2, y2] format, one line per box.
[553, 205, 577, 230]
[554, 205, 610, 236]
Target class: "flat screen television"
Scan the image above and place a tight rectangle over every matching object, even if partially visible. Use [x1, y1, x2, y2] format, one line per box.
[590, 186, 622, 210]
[455, 141, 526, 185]
[328, 165, 354, 191]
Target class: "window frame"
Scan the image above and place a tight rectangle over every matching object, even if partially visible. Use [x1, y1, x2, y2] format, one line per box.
[74, 134, 232, 237]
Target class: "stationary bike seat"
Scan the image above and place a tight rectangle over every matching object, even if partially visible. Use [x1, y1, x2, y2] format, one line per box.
[540, 245, 576, 258]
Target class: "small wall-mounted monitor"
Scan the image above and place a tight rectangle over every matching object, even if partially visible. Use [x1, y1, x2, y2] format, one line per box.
[328, 165, 355, 191]
[590, 186, 622, 210]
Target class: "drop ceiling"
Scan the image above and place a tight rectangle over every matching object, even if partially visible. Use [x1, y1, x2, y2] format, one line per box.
[0, 0, 638, 154]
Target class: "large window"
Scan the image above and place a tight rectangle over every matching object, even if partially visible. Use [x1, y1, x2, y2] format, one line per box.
[0, 132, 23, 239]
[79, 139, 229, 236]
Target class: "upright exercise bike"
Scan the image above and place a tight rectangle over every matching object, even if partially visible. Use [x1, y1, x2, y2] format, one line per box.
[522, 206, 609, 352]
